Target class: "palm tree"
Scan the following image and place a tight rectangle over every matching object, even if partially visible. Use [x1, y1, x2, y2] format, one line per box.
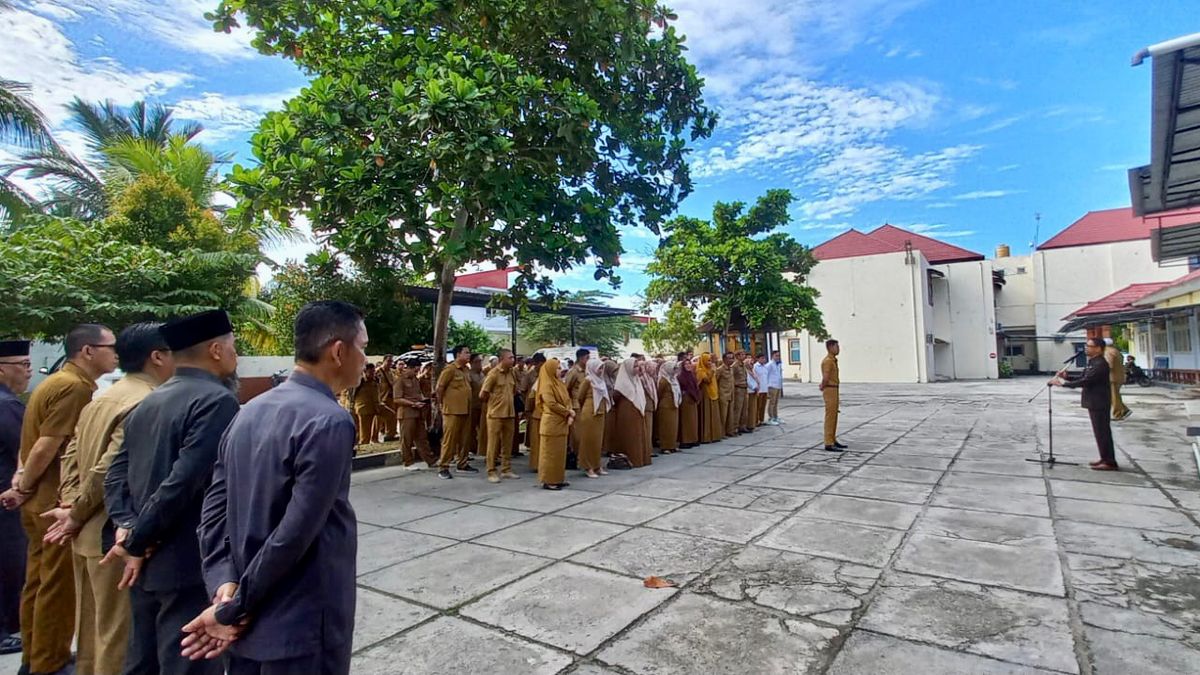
[0, 79, 56, 225]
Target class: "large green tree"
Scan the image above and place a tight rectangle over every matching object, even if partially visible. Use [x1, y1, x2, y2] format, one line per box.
[263, 250, 433, 356]
[644, 189, 826, 338]
[518, 290, 643, 356]
[641, 301, 699, 354]
[208, 0, 716, 373]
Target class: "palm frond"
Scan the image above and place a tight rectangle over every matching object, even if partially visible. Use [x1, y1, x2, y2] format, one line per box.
[0, 80, 54, 149]
[0, 174, 40, 228]
[2, 146, 107, 219]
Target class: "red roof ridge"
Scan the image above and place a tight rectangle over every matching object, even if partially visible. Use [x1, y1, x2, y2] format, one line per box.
[866, 224, 985, 264]
[1039, 206, 1200, 251]
[811, 228, 905, 262]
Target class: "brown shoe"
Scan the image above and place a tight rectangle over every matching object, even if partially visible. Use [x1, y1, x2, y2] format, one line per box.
[1088, 459, 1104, 467]
[1090, 462, 1119, 471]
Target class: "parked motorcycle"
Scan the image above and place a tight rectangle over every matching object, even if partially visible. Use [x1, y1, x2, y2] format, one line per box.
[1127, 365, 1152, 387]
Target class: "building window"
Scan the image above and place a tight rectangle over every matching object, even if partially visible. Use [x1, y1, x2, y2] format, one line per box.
[1004, 344, 1025, 357]
[1138, 329, 1150, 356]
[1152, 321, 1169, 354]
[1170, 318, 1193, 353]
[787, 339, 802, 364]
[1015, 266, 1026, 274]
[484, 307, 506, 319]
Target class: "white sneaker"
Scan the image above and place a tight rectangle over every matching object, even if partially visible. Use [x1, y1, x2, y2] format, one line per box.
[403, 464, 423, 472]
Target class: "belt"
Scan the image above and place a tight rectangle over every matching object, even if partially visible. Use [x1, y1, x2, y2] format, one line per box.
[824, 384, 839, 388]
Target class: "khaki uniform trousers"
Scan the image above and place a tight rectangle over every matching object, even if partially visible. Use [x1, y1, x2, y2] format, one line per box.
[400, 417, 437, 466]
[486, 417, 516, 476]
[355, 413, 377, 445]
[437, 413, 471, 469]
[20, 506, 75, 674]
[377, 406, 397, 439]
[1110, 383, 1129, 419]
[768, 387, 781, 419]
[75, 552, 130, 675]
[732, 388, 747, 433]
[823, 386, 839, 445]
[755, 393, 768, 426]
[527, 417, 541, 471]
[719, 393, 733, 437]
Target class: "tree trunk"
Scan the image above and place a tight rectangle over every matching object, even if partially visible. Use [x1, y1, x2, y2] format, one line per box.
[431, 258, 457, 382]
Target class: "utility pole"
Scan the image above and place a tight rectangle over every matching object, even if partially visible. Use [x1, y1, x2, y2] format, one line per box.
[1031, 212, 1042, 251]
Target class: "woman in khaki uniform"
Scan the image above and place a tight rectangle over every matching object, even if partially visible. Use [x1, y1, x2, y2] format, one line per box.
[536, 358, 574, 490]
[640, 360, 659, 455]
[678, 358, 701, 448]
[695, 353, 721, 443]
[574, 359, 610, 478]
[656, 360, 681, 454]
[525, 355, 546, 470]
[601, 359, 620, 455]
[611, 358, 650, 466]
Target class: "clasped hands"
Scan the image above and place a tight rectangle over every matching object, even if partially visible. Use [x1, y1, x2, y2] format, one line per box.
[180, 582, 248, 661]
[1046, 369, 1068, 387]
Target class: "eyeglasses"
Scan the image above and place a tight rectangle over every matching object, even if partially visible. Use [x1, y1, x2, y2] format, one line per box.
[88, 344, 117, 350]
[0, 360, 32, 369]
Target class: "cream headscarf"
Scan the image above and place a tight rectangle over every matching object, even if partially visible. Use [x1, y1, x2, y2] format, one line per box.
[696, 353, 719, 400]
[640, 359, 660, 408]
[585, 358, 610, 414]
[613, 357, 646, 413]
[537, 358, 571, 415]
[659, 360, 682, 407]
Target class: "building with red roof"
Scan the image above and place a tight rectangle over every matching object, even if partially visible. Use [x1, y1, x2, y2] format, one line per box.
[1038, 206, 1200, 251]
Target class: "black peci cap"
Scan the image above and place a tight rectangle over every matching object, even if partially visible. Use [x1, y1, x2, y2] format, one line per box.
[160, 310, 233, 351]
[0, 340, 31, 358]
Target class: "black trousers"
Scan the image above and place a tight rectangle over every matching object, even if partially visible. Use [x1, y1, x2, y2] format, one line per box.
[1087, 407, 1117, 466]
[227, 646, 351, 675]
[125, 584, 222, 675]
[0, 509, 24, 635]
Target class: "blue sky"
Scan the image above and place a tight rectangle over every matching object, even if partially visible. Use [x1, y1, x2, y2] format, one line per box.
[1, 0, 1194, 310]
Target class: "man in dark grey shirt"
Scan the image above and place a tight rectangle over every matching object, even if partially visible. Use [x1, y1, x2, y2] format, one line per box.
[186, 301, 364, 674]
[0, 340, 31, 655]
[104, 310, 240, 675]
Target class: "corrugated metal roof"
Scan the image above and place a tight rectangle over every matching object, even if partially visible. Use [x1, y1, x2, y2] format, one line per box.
[1062, 282, 1173, 319]
[811, 229, 905, 261]
[868, 224, 984, 263]
[1130, 42, 1200, 216]
[1038, 206, 1200, 250]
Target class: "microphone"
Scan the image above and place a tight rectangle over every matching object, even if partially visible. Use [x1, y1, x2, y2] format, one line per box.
[1062, 354, 1078, 365]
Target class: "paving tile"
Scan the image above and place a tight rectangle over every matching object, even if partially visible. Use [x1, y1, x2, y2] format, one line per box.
[478, 487, 599, 513]
[917, 506, 1057, 548]
[598, 593, 838, 674]
[358, 542, 549, 609]
[357, 528, 458, 575]
[351, 491, 465, 527]
[1084, 626, 1200, 675]
[951, 458, 1045, 477]
[617, 477, 728, 502]
[1053, 498, 1200, 534]
[698, 485, 815, 513]
[738, 469, 841, 492]
[731, 444, 804, 458]
[666, 464, 762, 483]
[556, 493, 684, 525]
[930, 485, 1051, 518]
[758, 515, 906, 567]
[351, 616, 572, 674]
[569, 527, 739, 586]
[849, 464, 944, 484]
[400, 504, 540, 540]
[798, 494, 922, 530]
[828, 477, 935, 504]
[701, 455, 784, 470]
[859, 572, 1078, 673]
[475, 515, 628, 558]
[1049, 480, 1175, 508]
[1057, 521, 1200, 566]
[895, 533, 1065, 596]
[1067, 553, 1200, 646]
[828, 631, 1059, 674]
[352, 587, 436, 651]
[645, 502, 784, 544]
[695, 546, 880, 626]
[940, 472, 1047, 495]
[461, 562, 674, 654]
[867, 453, 955, 471]
[408, 475, 514, 503]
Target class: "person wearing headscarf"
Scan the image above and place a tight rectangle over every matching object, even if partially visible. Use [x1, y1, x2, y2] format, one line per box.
[601, 358, 620, 455]
[695, 353, 721, 443]
[677, 354, 701, 448]
[610, 358, 650, 466]
[574, 359, 610, 478]
[536, 358, 573, 490]
[655, 360, 681, 454]
[639, 360, 660, 454]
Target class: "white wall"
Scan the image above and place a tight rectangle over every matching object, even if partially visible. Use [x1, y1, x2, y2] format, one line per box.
[1033, 239, 1179, 369]
[783, 250, 932, 383]
[935, 260, 1000, 380]
[993, 255, 1037, 330]
[450, 305, 512, 334]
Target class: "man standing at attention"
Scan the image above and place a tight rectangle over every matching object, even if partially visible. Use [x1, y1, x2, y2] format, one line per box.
[435, 345, 474, 479]
[820, 340, 847, 453]
[396, 359, 436, 470]
[9, 324, 116, 675]
[731, 351, 748, 436]
[0, 340, 33, 658]
[1051, 337, 1118, 471]
[752, 355, 771, 427]
[1103, 339, 1130, 421]
[42, 324, 175, 675]
[481, 349, 521, 484]
[717, 352, 734, 437]
[350, 363, 380, 446]
[376, 355, 398, 442]
[184, 301, 363, 673]
[766, 350, 784, 425]
[104, 310, 240, 675]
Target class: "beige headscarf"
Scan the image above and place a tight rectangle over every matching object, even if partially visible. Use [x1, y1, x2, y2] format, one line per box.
[659, 360, 682, 407]
[585, 357, 610, 414]
[537, 358, 571, 415]
[612, 357, 646, 413]
[639, 359, 660, 408]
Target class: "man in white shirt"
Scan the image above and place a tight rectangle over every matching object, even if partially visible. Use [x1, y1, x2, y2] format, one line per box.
[766, 350, 784, 425]
[743, 355, 759, 431]
[752, 355, 771, 427]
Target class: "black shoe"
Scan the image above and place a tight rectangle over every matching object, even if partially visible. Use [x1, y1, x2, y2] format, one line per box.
[0, 634, 20, 655]
[458, 465, 479, 473]
[833, 442, 848, 449]
[438, 469, 453, 479]
[542, 483, 564, 491]
[512, 451, 525, 457]
[823, 445, 844, 453]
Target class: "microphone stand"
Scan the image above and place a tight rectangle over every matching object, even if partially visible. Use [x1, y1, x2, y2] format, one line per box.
[1026, 359, 1079, 468]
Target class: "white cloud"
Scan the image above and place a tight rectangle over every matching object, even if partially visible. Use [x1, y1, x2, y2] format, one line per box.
[953, 190, 1020, 200]
[0, 9, 192, 128]
[171, 89, 301, 143]
[900, 223, 976, 238]
[36, 1, 259, 61]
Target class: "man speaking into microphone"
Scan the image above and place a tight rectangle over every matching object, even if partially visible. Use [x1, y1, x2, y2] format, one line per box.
[1049, 338, 1117, 471]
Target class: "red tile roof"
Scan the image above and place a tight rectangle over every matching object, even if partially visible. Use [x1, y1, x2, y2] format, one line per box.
[454, 267, 518, 289]
[1063, 282, 1173, 319]
[811, 225, 984, 264]
[867, 224, 984, 264]
[811, 229, 904, 261]
[1038, 206, 1200, 251]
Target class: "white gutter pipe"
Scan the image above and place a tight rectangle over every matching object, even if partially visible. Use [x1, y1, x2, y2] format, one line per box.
[1132, 31, 1200, 66]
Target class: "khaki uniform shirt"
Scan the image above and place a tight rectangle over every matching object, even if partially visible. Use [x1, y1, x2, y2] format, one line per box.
[437, 363, 471, 415]
[378, 368, 395, 401]
[732, 361, 747, 389]
[1104, 346, 1126, 385]
[564, 367, 587, 411]
[395, 373, 425, 419]
[59, 372, 157, 557]
[468, 370, 485, 411]
[481, 368, 518, 419]
[352, 379, 380, 414]
[19, 361, 96, 512]
[821, 355, 840, 387]
[716, 363, 734, 400]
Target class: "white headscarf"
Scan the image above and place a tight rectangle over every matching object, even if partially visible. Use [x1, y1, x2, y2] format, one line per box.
[613, 357, 646, 413]
[585, 358, 610, 414]
[659, 360, 682, 407]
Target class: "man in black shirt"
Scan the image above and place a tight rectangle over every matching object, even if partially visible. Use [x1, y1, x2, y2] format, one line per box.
[0, 340, 31, 656]
[1051, 337, 1118, 471]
